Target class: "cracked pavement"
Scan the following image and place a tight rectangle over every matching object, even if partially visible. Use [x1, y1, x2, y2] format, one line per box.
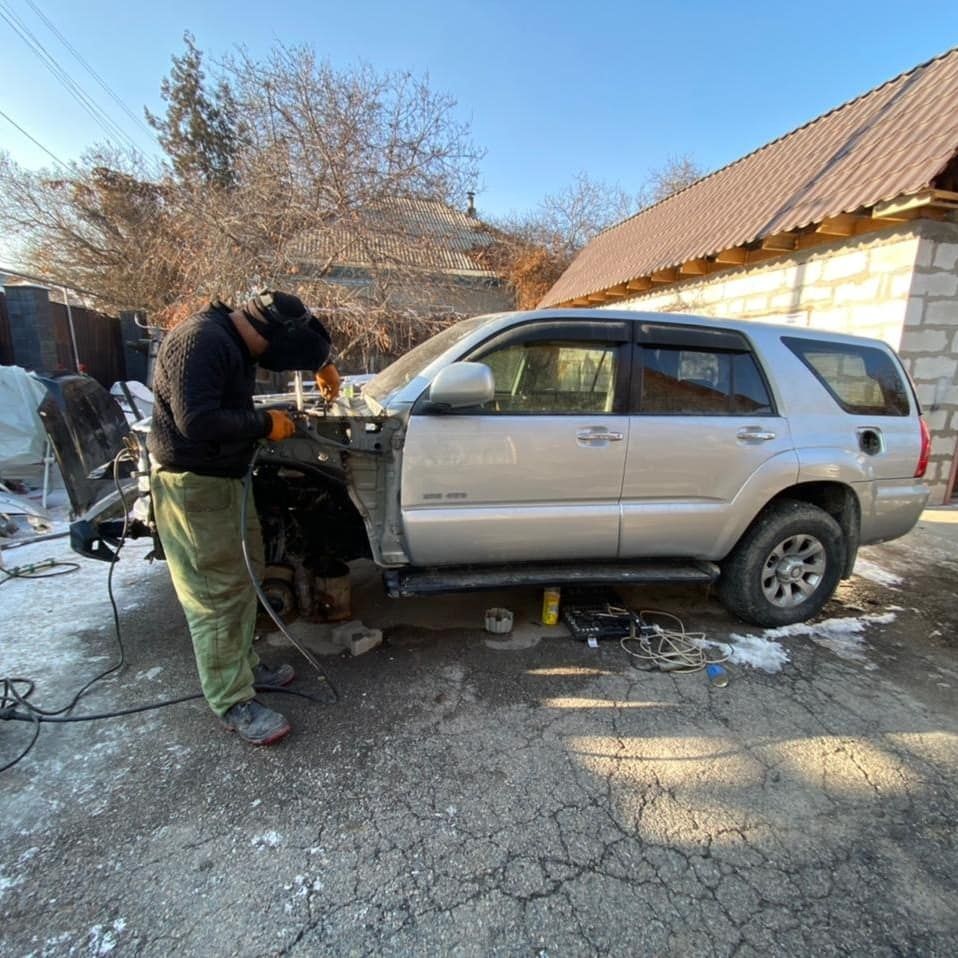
[2, 509, 957, 956]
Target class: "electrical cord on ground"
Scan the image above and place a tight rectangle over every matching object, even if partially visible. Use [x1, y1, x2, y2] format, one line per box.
[0, 448, 133, 771]
[2, 440, 340, 773]
[241, 444, 339, 704]
[620, 609, 728, 674]
[0, 558, 80, 584]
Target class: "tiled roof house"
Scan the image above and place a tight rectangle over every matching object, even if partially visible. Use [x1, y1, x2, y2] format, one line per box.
[290, 196, 513, 318]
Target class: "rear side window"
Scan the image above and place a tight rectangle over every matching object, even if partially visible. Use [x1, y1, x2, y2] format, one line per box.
[639, 346, 773, 415]
[783, 337, 910, 416]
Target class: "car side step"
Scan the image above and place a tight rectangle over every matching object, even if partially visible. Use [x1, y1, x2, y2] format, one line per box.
[383, 560, 720, 598]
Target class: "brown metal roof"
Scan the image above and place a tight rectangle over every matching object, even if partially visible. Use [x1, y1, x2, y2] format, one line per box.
[541, 47, 958, 307]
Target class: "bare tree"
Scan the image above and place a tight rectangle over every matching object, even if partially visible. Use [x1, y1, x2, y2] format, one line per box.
[644, 153, 704, 205]
[0, 148, 186, 315]
[478, 172, 640, 308]
[0, 42, 485, 347]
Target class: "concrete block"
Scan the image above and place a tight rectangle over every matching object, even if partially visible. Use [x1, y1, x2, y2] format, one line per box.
[869, 240, 919, 273]
[700, 284, 725, 304]
[823, 251, 868, 281]
[888, 273, 913, 298]
[798, 259, 823, 284]
[932, 242, 958, 272]
[723, 299, 745, 315]
[836, 278, 881, 302]
[745, 270, 786, 294]
[910, 272, 958, 298]
[925, 301, 958, 325]
[770, 291, 800, 310]
[903, 328, 949, 353]
[903, 296, 926, 328]
[915, 239, 936, 269]
[798, 285, 833, 304]
[745, 295, 769, 313]
[329, 620, 383, 656]
[925, 409, 950, 432]
[911, 356, 958, 381]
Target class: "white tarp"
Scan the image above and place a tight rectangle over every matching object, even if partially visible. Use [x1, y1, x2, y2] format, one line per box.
[109, 380, 154, 423]
[0, 366, 48, 469]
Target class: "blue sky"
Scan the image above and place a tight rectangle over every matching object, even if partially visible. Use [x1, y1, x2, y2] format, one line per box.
[0, 0, 955, 220]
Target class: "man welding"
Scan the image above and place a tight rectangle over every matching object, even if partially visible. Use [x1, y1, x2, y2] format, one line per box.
[148, 290, 341, 745]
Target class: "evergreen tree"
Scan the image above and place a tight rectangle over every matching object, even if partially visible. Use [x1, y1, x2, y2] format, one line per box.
[146, 33, 242, 187]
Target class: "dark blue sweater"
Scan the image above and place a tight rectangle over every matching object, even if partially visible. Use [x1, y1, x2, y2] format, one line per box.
[147, 306, 270, 477]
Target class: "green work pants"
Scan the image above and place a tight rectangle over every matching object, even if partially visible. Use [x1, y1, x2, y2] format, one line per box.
[151, 469, 264, 716]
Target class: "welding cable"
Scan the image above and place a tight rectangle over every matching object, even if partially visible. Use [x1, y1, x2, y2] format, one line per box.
[0, 449, 133, 771]
[1, 445, 339, 773]
[0, 559, 80, 584]
[0, 681, 330, 773]
[241, 445, 339, 703]
[620, 609, 728, 674]
[2, 685, 333, 725]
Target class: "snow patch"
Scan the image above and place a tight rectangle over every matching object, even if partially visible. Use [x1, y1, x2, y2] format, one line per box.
[134, 666, 164, 682]
[748, 612, 897, 664]
[709, 633, 791, 673]
[692, 626, 792, 672]
[853, 558, 903, 588]
[87, 918, 126, 956]
[251, 830, 283, 848]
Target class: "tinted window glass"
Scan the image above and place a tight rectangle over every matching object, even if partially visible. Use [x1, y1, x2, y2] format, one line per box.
[783, 337, 909, 416]
[640, 347, 772, 415]
[478, 340, 618, 413]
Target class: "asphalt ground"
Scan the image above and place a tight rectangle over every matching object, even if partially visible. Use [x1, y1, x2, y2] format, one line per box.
[1, 509, 956, 957]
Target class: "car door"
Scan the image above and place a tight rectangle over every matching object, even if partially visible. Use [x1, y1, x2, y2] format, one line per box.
[619, 321, 797, 559]
[400, 319, 632, 565]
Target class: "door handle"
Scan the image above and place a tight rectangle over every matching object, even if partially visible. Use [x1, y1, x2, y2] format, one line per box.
[576, 428, 624, 444]
[736, 427, 776, 442]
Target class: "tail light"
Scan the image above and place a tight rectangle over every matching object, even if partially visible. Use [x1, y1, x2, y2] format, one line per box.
[914, 417, 931, 478]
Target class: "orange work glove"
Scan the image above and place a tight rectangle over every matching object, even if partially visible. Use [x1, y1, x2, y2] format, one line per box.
[315, 363, 341, 401]
[265, 409, 296, 441]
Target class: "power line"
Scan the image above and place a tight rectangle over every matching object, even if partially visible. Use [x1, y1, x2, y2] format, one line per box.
[24, 0, 155, 144]
[0, 0, 140, 152]
[0, 107, 67, 168]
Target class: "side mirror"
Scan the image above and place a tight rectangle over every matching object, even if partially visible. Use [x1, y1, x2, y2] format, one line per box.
[427, 362, 495, 409]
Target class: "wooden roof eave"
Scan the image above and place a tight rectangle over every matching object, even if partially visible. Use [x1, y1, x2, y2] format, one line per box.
[553, 189, 958, 309]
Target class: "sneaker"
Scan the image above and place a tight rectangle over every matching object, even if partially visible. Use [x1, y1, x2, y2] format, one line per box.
[221, 699, 291, 745]
[253, 662, 295, 689]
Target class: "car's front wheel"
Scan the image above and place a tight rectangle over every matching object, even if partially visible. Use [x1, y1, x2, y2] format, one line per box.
[718, 499, 845, 627]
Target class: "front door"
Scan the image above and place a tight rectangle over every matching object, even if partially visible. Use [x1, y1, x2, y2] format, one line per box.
[400, 319, 632, 565]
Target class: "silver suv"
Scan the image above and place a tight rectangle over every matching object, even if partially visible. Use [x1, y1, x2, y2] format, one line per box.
[69, 309, 931, 628]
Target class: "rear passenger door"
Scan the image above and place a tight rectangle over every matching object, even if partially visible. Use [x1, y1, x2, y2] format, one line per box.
[620, 322, 797, 558]
[400, 319, 632, 565]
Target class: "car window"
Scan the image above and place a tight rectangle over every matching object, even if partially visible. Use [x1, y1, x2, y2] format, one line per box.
[478, 340, 618, 414]
[640, 347, 773, 415]
[364, 315, 488, 403]
[783, 337, 909, 416]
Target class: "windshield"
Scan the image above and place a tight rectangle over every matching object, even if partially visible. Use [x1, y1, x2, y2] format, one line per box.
[364, 315, 489, 404]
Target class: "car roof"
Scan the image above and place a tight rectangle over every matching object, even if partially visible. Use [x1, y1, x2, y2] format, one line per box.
[473, 308, 898, 352]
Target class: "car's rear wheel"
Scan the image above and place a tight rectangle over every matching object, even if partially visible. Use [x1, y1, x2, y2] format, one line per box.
[718, 499, 845, 627]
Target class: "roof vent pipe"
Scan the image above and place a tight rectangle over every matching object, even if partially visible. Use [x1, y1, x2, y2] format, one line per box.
[466, 192, 476, 218]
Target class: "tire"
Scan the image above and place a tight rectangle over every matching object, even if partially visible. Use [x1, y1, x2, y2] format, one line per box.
[718, 499, 845, 627]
